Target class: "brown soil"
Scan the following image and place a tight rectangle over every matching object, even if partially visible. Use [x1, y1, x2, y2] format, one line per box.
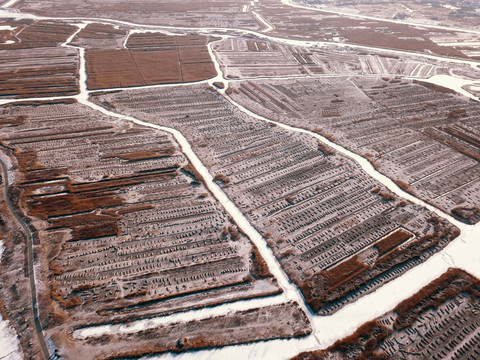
[393, 268, 480, 330]
[0, 47, 79, 98]
[86, 33, 217, 90]
[258, 1, 467, 59]
[83, 302, 311, 359]
[15, 1, 258, 30]
[451, 206, 480, 224]
[70, 23, 128, 49]
[73, 23, 126, 40]
[127, 33, 209, 49]
[0, 20, 77, 49]
[323, 256, 370, 291]
[291, 321, 390, 360]
[102, 148, 176, 162]
[374, 228, 412, 255]
[250, 245, 274, 279]
[1, 100, 286, 358]
[300, 218, 458, 313]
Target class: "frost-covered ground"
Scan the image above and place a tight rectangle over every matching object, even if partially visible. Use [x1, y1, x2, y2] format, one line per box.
[0, 241, 22, 360]
[423, 74, 480, 101]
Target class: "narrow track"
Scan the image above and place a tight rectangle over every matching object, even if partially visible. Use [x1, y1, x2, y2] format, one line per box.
[0, 159, 50, 360]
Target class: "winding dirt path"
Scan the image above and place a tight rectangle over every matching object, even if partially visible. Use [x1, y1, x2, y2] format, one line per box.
[0, 158, 50, 360]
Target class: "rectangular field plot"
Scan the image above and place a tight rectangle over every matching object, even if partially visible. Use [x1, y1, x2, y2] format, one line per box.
[15, 0, 259, 30]
[70, 23, 128, 49]
[73, 302, 311, 359]
[0, 47, 79, 98]
[85, 33, 217, 89]
[0, 100, 281, 350]
[93, 84, 459, 315]
[228, 77, 480, 224]
[0, 20, 78, 50]
[213, 38, 307, 78]
[213, 37, 444, 79]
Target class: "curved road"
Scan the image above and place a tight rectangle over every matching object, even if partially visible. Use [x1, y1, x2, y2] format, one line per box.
[0, 158, 50, 360]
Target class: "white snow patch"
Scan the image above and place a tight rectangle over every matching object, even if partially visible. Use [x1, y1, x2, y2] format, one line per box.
[422, 74, 479, 101]
[252, 11, 274, 32]
[1, 0, 19, 8]
[438, 41, 480, 46]
[0, 241, 23, 360]
[443, 4, 460, 10]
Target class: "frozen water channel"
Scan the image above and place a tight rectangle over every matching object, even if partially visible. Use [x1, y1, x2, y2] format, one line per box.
[252, 11, 274, 32]
[0, 4, 479, 360]
[76, 24, 479, 360]
[1, 0, 19, 8]
[420, 74, 480, 101]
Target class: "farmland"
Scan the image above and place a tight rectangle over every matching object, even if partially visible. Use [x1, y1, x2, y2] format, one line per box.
[93, 84, 459, 314]
[0, 0, 479, 359]
[212, 36, 470, 80]
[228, 77, 480, 224]
[0, 20, 79, 99]
[295, 0, 480, 33]
[14, 0, 260, 29]
[292, 268, 480, 359]
[0, 100, 311, 358]
[85, 33, 217, 89]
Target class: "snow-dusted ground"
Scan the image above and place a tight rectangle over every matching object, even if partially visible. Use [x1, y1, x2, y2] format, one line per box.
[252, 11, 274, 32]
[72, 31, 317, 338]
[74, 294, 291, 338]
[438, 41, 480, 47]
[0, 5, 479, 360]
[0, 241, 22, 360]
[74, 28, 480, 360]
[1, 0, 19, 8]
[1, 6, 479, 70]
[147, 222, 478, 360]
[144, 79, 480, 360]
[281, 0, 480, 35]
[421, 74, 480, 101]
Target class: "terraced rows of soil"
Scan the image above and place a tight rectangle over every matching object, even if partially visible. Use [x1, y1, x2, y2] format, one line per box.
[93, 84, 460, 315]
[0, 47, 79, 98]
[228, 77, 480, 224]
[0, 100, 312, 358]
